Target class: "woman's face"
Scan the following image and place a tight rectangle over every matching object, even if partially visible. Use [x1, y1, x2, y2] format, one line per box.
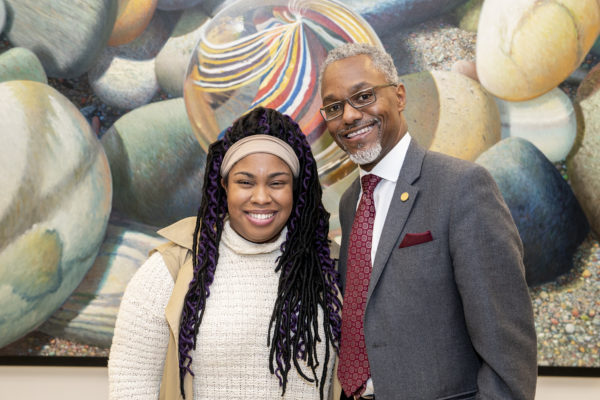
[223, 153, 294, 243]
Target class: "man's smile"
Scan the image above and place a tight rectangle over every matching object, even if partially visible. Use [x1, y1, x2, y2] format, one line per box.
[338, 119, 380, 142]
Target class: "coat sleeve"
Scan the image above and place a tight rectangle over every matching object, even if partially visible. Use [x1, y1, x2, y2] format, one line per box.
[448, 164, 537, 400]
[108, 252, 174, 400]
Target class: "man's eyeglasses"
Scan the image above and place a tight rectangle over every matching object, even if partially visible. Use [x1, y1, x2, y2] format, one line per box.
[319, 83, 397, 121]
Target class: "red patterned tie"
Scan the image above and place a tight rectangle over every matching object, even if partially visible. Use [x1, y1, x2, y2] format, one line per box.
[338, 174, 382, 397]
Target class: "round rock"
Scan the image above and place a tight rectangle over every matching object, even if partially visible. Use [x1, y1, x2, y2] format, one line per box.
[590, 35, 600, 56]
[402, 70, 501, 161]
[39, 215, 167, 347]
[89, 11, 172, 110]
[341, 0, 467, 33]
[155, 5, 209, 97]
[108, 0, 158, 47]
[567, 63, 600, 236]
[565, 324, 575, 334]
[0, 80, 112, 348]
[0, 47, 47, 84]
[477, 0, 600, 101]
[476, 137, 589, 286]
[101, 98, 206, 227]
[494, 88, 576, 162]
[199, 0, 232, 16]
[4, 0, 118, 78]
[157, 0, 203, 11]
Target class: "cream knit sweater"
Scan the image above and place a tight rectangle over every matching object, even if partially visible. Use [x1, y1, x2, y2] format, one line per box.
[109, 221, 333, 399]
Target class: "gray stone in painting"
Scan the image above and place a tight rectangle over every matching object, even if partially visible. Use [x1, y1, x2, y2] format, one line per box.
[155, 5, 210, 97]
[0, 0, 6, 35]
[0, 47, 47, 84]
[200, 0, 234, 16]
[568, 63, 600, 236]
[589, 32, 600, 56]
[0, 80, 112, 348]
[476, 138, 589, 286]
[157, 0, 203, 11]
[3, 0, 118, 78]
[343, 0, 467, 34]
[88, 12, 173, 110]
[101, 98, 207, 227]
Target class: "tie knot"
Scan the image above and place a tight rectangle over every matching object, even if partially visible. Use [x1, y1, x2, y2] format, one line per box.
[361, 174, 381, 195]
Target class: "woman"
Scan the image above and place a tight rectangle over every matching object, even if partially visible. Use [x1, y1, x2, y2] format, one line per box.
[109, 107, 342, 400]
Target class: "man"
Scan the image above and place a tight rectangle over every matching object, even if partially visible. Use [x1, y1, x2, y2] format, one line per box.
[319, 43, 537, 400]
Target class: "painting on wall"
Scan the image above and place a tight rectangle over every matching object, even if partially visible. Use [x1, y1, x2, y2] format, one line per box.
[1, 0, 599, 375]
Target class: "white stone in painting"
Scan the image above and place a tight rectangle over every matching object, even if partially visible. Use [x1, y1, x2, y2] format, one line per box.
[402, 70, 501, 162]
[0, 80, 112, 348]
[40, 216, 167, 347]
[155, 5, 210, 97]
[4, 0, 117, 78]
[494, 88, 576, 162]
[89, 12, 172, 110]
[476, 0, 600, 101]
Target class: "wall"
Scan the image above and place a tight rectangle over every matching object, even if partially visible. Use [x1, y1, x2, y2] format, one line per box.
[0, 367, 598, 400]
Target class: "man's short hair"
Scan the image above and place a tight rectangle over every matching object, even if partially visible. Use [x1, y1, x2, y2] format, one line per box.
[319, 43, 399, 88]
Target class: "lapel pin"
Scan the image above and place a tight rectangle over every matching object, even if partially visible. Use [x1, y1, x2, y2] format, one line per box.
[400, 192, 409, 202]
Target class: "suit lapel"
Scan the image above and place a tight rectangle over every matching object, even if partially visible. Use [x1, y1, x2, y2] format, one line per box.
[367, 140, 426, 301]
[338, 178, 361, 294]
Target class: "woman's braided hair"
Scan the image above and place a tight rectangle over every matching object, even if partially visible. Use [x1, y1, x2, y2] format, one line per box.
[178, 107, 342, 399]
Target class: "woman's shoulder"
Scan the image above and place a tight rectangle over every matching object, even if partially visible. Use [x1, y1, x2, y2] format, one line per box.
[157, 216, 198, 250]
[123, 252, 175, 308]
[152, 217, 198, 281]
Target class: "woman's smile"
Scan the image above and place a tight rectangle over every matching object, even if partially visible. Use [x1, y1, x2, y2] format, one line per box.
[223, 153, 294, 243]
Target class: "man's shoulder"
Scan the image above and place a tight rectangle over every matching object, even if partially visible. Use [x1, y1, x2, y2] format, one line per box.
[416, 149, 499, 203]
[423, 147, 473, 168]
[421, 148, 489, 179]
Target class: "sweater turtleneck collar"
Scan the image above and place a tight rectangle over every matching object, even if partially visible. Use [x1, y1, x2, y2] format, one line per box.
[221, 220, 287, 255]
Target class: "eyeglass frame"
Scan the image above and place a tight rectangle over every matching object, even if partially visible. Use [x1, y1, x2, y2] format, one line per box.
[319, 83, 397, 121]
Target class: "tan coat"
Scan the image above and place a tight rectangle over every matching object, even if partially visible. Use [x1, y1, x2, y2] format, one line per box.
[151, 216, 342, 400]
[151, 217, 196, 400]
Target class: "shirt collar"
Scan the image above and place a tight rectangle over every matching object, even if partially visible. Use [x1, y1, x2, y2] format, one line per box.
[359, 132, 412, 183]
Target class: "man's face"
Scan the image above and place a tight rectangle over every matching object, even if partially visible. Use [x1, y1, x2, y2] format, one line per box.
[320, 55, 406, 171]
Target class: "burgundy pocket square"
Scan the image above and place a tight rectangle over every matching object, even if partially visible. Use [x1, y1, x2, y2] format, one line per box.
[399, 231, 433, 248]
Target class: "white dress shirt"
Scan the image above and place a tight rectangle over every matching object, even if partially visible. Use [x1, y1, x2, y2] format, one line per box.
[357, 132, 412, 265]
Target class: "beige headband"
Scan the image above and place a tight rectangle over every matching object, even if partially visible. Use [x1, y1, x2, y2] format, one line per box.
[220, 134, 300, 178]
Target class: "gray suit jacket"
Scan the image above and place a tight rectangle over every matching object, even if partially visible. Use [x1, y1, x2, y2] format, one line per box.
[338, 139, 537, 400]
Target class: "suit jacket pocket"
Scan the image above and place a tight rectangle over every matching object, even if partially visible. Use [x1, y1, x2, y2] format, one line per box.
[399, 230, 433, 248]
[435, 389, 478, 400]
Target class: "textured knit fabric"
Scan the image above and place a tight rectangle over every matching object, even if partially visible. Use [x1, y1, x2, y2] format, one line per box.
[109, 221, 333, 400]
[109, 251, 173, 399]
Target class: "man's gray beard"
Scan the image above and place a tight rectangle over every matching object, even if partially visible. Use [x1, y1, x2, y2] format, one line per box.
[348, 141, 382, 165]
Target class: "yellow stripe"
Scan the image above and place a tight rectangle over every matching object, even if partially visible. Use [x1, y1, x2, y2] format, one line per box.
[257, 26, 302, 105]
